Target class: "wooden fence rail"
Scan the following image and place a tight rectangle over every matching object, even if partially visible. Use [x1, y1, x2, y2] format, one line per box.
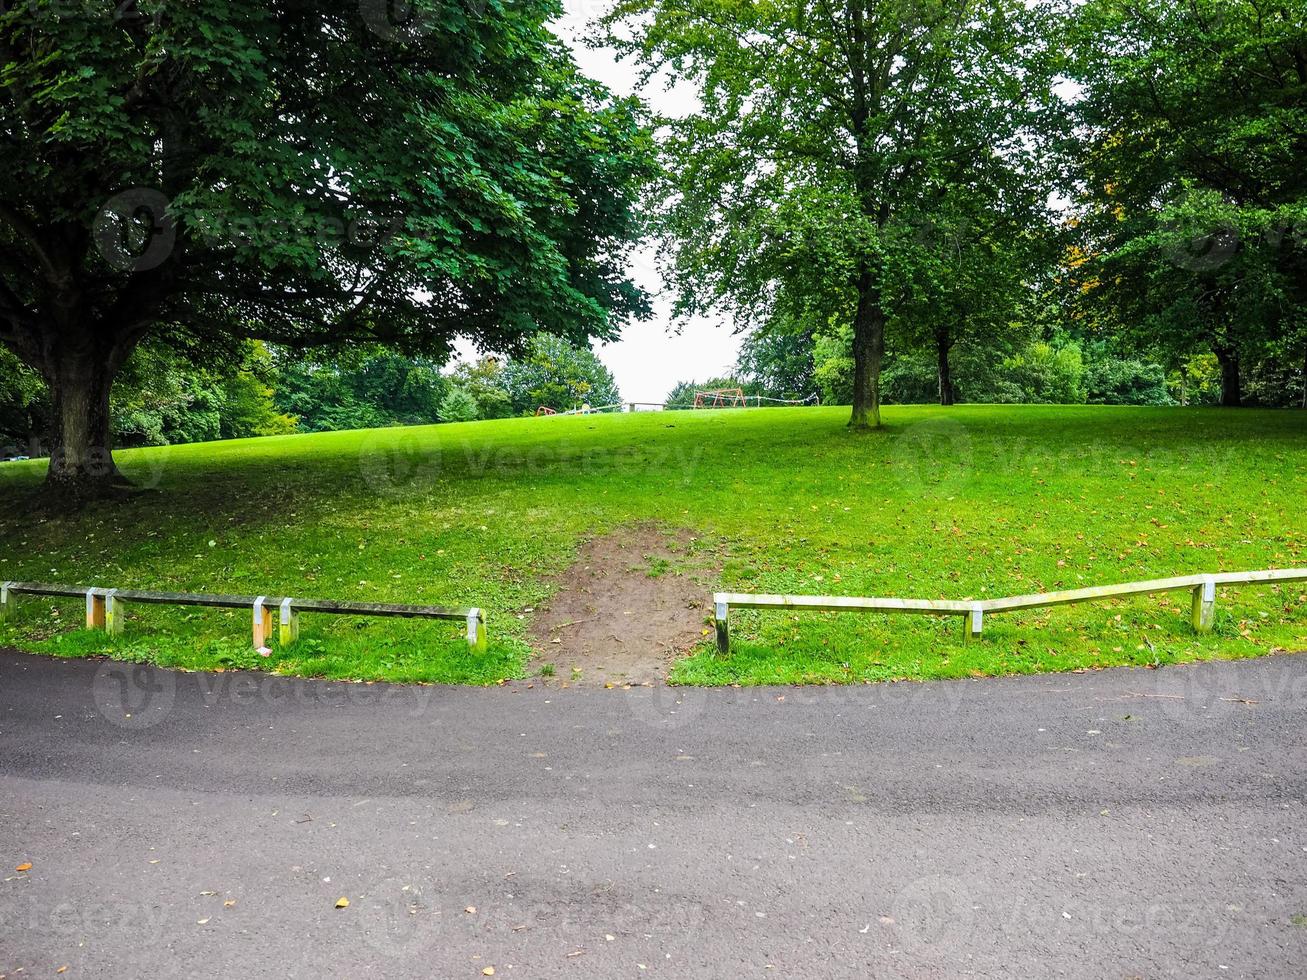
[713, 568, 1307, 653]
[0, 582, 487, 651]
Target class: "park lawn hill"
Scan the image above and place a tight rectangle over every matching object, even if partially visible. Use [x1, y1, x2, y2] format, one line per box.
[0, 405, 1304, 686]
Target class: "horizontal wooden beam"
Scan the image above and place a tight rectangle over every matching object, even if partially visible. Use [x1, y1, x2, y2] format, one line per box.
[713, 568, 1307, 650]
[983, 569, 1307, 613]
[5, 583, 479, 622]
[6, 582, 92, 599]
[4, 581, 488, 650]
[715, 593, 974, 614]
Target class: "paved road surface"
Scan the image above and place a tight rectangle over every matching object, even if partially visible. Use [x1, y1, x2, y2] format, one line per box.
[2, 649, 1306, 978]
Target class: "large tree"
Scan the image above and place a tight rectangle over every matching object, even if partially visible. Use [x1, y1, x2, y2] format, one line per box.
[605, 0, 1058, 428]
[0, 0, 654, 495]
[1068, 0, 1307, 407]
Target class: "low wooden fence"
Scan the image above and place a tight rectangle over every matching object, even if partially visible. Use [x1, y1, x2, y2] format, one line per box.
[713, 568, 1307, 653]
[0, 582, 487, 651]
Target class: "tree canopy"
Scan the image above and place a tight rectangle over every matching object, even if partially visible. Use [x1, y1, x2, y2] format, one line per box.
[1067, 0, 1307, 406]
[0, 0, 654, 494]
[604, 0, 1059, 428]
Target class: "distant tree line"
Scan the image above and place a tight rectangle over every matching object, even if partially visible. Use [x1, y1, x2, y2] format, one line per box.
[0, 334, 620, 455]
[669, 323, 1302, 409]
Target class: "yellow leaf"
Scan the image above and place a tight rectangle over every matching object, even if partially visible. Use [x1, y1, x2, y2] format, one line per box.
[224, 900, 236, 908]
[16, 862, 32, 872]
[335, 897, 349, 909]
[57, 967, 68, 975]
[482, 969, 496, 977]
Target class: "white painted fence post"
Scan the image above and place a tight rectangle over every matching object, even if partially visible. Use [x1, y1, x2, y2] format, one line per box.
[0, 582, 15, 623]
[964, 604, 984, 641]
[279, 598, 299, 647]
[104, 589, 125, 636]
[466, 608, 487, 651]
[714, 598, 730, 653]
[1191, 577, 1216, 633]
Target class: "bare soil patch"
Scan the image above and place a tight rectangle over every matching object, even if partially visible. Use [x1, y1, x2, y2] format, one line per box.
[528, 525, 719, 686]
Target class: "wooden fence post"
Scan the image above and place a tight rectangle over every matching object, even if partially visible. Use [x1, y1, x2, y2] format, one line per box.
[85, 588, 106, 629]
[714, 598, 730, 653]
[0, 582, 15, 623]
[105, 589, 125, 636]
[253, 596, 273, 649]
[964, 604, 984, 641]
[279, 598, 299, 647]
[1191, 577, 1216, 633]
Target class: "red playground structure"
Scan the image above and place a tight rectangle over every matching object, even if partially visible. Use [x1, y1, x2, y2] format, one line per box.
[692, 388, 746, 409]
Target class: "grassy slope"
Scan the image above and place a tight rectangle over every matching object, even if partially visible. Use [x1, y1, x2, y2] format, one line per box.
[0, 405, 1303, 685]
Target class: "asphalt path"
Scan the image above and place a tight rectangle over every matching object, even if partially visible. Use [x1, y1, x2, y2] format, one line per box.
[2, 648, 1306, 978]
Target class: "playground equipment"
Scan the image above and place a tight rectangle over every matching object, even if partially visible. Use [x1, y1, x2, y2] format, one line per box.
[534, 406, 557, 416]
[693, 388, 746, 409]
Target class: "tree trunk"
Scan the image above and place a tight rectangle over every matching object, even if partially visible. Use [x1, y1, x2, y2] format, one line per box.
[43, 349, 127, 498]
[849, 271, 885, 430]
[937, 330, 955, 406]
[1213, 345, 1242, 408]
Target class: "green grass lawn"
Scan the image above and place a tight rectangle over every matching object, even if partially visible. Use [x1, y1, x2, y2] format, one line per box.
[1, 405, 1304, 685]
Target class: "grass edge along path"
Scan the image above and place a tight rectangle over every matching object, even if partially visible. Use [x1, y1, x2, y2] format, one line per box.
[0, 404, 1303, 686]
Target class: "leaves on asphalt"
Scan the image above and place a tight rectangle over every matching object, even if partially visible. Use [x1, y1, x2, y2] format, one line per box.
[335, 897, 350, 909]
[15, 862, 32, 872]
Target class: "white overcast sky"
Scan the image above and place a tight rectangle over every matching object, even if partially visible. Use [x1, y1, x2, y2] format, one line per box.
[454, 5, 744, 404]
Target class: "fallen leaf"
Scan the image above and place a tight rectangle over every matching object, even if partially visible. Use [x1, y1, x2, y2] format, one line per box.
[482, 969, 496, 977]
[335, 897, 349, 909]
[57, 967, 68, 975]
[197, 917, 210, 925]
[224, 900, 236, 908]
[16, 862, 32, 872]
[464, 906, 477, 914]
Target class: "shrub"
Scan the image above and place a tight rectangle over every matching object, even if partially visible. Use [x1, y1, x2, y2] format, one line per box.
[1085, 358, 1172, 405]
[439, 387, 480, 423]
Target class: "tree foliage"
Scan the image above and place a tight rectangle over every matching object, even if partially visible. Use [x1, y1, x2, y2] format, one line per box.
[605, 0, 1059, 427]
[1067, 0, 1307, 406]
[0, 0, 654, 493]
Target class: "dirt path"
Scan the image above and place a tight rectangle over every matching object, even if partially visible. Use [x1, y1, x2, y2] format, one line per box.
[527, 525, 719, 686]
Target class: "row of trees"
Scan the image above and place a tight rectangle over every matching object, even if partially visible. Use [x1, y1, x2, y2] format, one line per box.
[0, 335, 620, 454]
[671, 321, 1303, 409]
[2, 0, 1303, 492]
[1, 0, 653, 494]
[605, 0, 1307, 423]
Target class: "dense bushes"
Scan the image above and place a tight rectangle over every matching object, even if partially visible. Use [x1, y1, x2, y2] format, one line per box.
[690, 329, 1183, 408]
[1, 334, 621, 452]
